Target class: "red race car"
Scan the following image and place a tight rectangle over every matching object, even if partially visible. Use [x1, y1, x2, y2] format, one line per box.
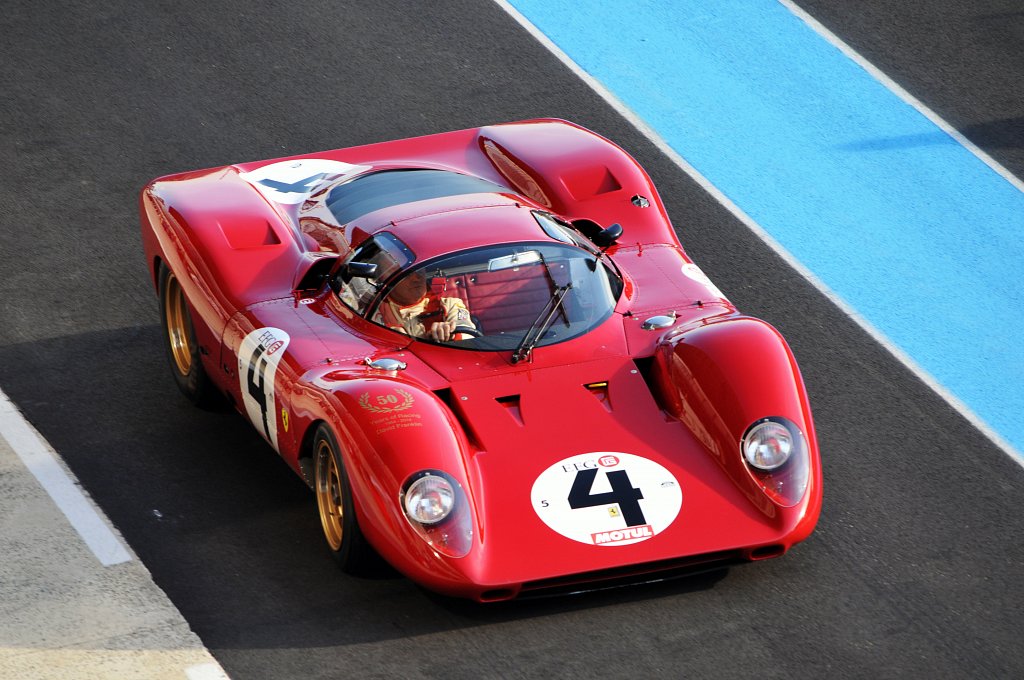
[140, 119, 821, 601]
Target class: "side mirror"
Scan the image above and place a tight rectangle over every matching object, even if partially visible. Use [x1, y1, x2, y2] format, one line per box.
[593, 223, 623, 248]
[341, 261, 379, 281]
[330, 261, 379, 293]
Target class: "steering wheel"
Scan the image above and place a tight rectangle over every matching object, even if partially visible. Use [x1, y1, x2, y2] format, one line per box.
[452, 325, 483, 338]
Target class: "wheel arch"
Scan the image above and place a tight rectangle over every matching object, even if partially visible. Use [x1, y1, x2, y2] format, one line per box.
[296, 417, 328, 489]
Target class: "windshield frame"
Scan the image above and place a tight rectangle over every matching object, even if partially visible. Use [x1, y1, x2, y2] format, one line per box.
[532, 211, 626, 282]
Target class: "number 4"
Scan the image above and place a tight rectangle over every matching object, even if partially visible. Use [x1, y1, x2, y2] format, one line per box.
[568, 468, 646, 527]
[247, 344, 270, 438]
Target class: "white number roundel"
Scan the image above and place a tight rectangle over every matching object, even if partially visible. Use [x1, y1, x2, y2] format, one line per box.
[238, 327, 290, 452]
[238, 159, 366, 205]
[531, 452, 682, 547]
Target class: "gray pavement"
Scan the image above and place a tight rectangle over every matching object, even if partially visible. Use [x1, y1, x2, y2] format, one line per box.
[0, 396, 227, 680]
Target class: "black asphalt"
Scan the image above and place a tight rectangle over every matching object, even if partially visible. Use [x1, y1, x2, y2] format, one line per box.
[1, 1, 1021, 678]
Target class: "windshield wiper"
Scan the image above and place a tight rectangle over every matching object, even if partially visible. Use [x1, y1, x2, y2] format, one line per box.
[511, 283, 572, 364]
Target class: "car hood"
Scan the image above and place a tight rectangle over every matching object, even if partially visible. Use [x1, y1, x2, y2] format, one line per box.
[438, 353, 796, 589]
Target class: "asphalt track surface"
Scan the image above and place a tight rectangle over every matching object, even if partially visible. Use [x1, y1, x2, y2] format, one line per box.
[1, 1, 1021, 678]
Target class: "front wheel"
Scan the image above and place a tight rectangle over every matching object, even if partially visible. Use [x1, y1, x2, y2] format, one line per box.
[158, 262, 220, 408]
[313, 424, 376, 574]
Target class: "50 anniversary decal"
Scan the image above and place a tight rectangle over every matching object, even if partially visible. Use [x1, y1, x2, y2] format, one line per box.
[359, 388, 422, 435]
[358, 389, 414, 413]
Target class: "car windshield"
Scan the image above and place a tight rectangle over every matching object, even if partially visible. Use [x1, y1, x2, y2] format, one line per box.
[354, 242, 622, 351]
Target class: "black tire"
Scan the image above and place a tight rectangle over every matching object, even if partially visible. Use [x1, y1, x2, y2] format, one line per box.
[312, 424, 376, 574]
[157, 262, 221, 408]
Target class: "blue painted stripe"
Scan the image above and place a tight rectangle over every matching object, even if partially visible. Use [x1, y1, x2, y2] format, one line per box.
[508, 0, 1024, 456]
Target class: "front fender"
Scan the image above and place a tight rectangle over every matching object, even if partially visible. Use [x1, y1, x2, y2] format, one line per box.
[653, 316, 821, 538]
[307, 374, 481, 589]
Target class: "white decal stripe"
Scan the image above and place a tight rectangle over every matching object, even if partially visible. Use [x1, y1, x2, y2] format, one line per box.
[0, 387, 132, 566]
[238, 158, 366, 205]
[186, 662, 233, 680]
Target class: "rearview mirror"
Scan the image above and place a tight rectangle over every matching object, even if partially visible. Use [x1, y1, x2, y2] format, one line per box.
[487, 250, 542, 271]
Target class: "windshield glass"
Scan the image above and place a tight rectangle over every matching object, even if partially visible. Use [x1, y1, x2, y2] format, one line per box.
[364, 242, 622, 351]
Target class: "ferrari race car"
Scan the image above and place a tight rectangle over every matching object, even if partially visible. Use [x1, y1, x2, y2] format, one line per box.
[140, 119, 821, 601]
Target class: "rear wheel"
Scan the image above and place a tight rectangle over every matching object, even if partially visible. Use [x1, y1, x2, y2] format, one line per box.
[313, 424, 375, 574]
[158, 262, 220, 408]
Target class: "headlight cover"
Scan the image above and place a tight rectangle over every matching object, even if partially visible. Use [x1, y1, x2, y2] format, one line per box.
[400, 470, 472, 558]
[742, 419, 793, 470]
[403, 473, 455, 524]
[740, 417, 809, 507]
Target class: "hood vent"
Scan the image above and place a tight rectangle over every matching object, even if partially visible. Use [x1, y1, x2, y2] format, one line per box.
[632, 357, 676, 422]
[584, 381, 613, 412]
[218, 218, 281, 249]
[495, 395, 524, 426]
[434, 388, 485, 448]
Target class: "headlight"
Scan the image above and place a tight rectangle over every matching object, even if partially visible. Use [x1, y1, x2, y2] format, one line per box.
[740, 416, 810, 507]
[400, 470, 472, 558]
[742, 419, 793, 471]
[403, 473, 455, 525]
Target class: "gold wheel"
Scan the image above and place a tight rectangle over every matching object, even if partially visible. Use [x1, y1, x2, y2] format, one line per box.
[315, 439, 344, 551]
[163, 273, 193, 376]
[157, 263, 220, 408]
[311, 425, 375, 572]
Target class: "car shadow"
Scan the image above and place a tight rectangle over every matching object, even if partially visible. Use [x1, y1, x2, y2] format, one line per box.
[835, 115, 1024, 153]
[0, 325, 742, 651]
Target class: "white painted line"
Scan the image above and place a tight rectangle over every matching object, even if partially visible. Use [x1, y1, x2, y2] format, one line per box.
[492, 0, 1024, 468]
[186, 662, 233, 680]
[0, 388, 133, 565]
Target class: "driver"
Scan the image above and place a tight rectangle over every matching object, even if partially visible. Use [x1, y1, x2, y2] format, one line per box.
[377, 271, 476, 342]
